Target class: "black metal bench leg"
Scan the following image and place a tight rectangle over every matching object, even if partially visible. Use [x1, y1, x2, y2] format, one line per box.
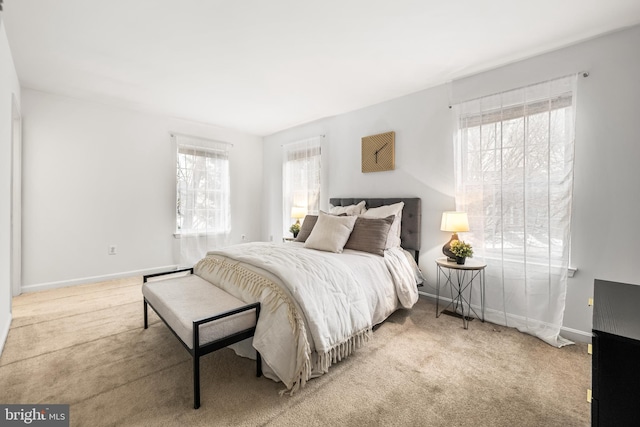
[255, 305, 262, 377]
[193, 354, 200, 409]
[256, 351, 262, 377]
[144, 300, 148, 329]
[193, 323, 201, 409]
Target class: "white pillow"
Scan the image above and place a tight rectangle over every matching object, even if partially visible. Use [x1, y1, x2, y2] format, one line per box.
[361, 202, 404, 248]
[304, 211, 358, 253]
[328, 200, 366, 216]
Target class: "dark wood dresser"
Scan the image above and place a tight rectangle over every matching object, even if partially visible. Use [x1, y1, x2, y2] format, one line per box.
[591, 279, 640, 426]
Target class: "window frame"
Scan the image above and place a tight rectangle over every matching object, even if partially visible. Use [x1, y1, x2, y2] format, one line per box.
[175, 143, 231, 237]
[456, 93, 575, 266]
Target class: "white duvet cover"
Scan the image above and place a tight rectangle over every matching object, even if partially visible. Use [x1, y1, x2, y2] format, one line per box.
[194, 241, 418, 392]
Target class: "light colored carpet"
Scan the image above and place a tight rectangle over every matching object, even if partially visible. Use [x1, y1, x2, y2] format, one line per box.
[0, 277, 590, 426]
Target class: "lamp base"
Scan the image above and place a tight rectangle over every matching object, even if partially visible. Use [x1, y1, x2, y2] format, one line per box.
[442, 232, 459, 262]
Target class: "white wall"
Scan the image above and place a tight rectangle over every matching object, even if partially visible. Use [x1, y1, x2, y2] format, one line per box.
[21, 89, 263, 291]
[263, 25, 640, 341]
[262, 83, 456, 294]
[0, 19, 21, 354]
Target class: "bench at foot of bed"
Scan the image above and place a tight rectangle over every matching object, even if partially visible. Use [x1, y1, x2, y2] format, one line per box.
[142, 268, 261, 409]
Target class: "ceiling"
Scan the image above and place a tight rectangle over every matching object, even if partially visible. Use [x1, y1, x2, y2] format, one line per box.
[3, 1, 640, 136]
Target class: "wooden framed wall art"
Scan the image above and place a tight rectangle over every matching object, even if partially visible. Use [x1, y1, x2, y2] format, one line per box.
[361, 131, 395, 173]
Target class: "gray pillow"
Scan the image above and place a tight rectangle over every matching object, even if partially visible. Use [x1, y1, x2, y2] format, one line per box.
[344, 215, 394, 256]
[361, 202, 404, 249]
[294, 215, 318, 242]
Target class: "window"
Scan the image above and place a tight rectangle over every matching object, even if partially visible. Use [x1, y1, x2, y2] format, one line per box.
[455, 79, 575, 265]
[175, 138, 231, 235]
[282, 137, 322, 235]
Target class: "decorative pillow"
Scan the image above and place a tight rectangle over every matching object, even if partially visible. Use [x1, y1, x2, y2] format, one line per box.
[304, 211, 357, 253]
[344, 216, 394, 256]
[294, 215, 318, 242]
[328, 200, 366, 216]
[361, 202, 405, 248]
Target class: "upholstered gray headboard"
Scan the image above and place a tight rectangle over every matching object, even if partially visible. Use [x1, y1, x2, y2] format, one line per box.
[329, 198, 422, 258]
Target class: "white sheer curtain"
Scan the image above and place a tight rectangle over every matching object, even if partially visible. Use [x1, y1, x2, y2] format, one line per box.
[173, 133, 231, 266]
[282, 136, 322, 236]
[452, 75, 577, 347]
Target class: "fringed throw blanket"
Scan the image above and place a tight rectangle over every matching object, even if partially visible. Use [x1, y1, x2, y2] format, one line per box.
[194, 242, 373, 393]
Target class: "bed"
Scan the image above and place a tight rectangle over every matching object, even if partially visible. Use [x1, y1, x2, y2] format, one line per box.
[193, 197, 422, 393]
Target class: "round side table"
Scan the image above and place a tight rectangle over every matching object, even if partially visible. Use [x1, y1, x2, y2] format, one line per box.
[435, 257, 487, 329]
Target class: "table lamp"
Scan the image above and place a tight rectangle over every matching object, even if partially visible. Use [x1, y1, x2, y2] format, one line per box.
[441, 211, 469, 261]
[291, 206, 307, 226]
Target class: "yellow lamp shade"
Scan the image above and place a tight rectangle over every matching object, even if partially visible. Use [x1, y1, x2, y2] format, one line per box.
[291, 206, 307, 220]
[440, 211, 470, 233]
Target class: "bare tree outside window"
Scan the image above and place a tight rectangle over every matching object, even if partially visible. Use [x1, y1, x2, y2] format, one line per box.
[458, 95, 573, 263]
[176, 147, 229, 234]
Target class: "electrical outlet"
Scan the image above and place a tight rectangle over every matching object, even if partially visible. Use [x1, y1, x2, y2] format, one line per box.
[108, 245, 117, 255]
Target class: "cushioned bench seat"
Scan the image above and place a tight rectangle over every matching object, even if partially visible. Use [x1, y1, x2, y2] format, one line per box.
[143, 274, 257, 349]
[142, 268, 261, 409]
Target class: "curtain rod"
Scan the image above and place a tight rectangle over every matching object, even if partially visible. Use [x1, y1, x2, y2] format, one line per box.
[169, 131, 233, 147]
[281, 134, 325, 147]
[447, 71, 589, 109]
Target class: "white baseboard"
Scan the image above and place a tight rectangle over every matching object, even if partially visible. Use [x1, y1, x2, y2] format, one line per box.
[20, 265, 180, 294]
[418, 290, 592, 344]
[559, 326, 592, 343]
[418, 290, 436, 300]
[0, 312, 12, 358]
